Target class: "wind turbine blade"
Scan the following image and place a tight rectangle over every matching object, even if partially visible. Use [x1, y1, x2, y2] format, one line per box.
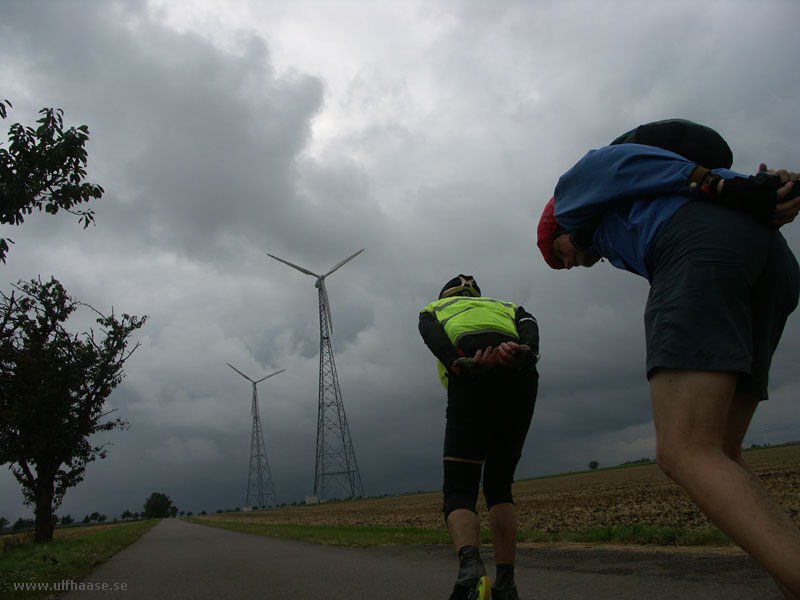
[325, 248, 364, 277]
[267, 253, 320, 278]
[227, 363, 254, 383]
[321, 280, 334, 334]
[254, 368, 286, 384]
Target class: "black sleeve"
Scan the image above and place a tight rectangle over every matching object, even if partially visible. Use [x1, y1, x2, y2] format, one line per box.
[418, 310, 459, 371]
[515, 306, 539, 355]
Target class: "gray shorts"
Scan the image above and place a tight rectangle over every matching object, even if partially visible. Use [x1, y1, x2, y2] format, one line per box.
[645, 200, 799, 398]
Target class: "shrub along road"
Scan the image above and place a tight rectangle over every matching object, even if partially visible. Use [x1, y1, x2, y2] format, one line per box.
[62, 518, 780, 599]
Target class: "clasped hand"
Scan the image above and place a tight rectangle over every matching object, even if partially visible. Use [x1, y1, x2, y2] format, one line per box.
[450, 341, 520, 375]
[761, 163, 800, 227]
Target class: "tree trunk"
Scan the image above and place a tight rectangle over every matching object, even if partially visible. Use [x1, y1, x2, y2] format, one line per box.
[34, 480, 55, 543]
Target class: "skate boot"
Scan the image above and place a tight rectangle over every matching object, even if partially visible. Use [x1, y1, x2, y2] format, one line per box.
[491, 563, 519, 600]
[448, 545, 491, 600]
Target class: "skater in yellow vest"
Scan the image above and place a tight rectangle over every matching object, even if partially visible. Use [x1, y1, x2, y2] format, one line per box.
[419, 275, 539, 600]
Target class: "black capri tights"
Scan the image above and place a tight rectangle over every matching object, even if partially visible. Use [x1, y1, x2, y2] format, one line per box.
[441, 369, 537, 520]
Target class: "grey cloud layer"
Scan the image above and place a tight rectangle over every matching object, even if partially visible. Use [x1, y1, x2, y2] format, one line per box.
[1, 0, 799, 520]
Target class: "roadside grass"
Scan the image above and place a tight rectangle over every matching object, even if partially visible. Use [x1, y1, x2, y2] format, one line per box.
[187, 518, 732, 549]
[0, 519, 158, 599]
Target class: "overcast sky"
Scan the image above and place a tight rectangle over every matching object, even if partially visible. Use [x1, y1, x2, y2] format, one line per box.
[2, 0, 800, 522]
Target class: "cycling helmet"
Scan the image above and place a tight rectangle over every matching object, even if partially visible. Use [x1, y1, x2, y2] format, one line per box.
[439, 275, 481, 299]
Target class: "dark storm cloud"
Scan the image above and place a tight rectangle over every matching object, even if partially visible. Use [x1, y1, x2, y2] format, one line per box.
[2, 0, 324, 263]
[2, 0, 800, 523]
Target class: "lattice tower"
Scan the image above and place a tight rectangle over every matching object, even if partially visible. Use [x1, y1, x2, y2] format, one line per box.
[228, 364, 283, 509]
[313, 281, 364, 500]
[246, 381, 278, 508]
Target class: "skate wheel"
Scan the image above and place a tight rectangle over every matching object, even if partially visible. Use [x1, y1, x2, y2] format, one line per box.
[475, 575, 491, 600]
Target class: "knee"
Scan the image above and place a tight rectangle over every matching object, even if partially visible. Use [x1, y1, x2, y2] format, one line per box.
[655, 439, 719, 483]
[722, 442, 744, 463]
[655, 451, 676, 481]
[482, 460, 516, 510]
[654, 428, 708, 481]
[483, 479, 513, 510]
[442, 460, 482, 521]
[655, 440, 688, 481]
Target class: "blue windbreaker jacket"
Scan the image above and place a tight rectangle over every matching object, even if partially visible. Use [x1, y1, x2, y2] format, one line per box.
[554, 143, 741, 280]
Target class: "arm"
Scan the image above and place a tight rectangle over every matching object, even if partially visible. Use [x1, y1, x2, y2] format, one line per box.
[418, 310, 459, 373]
[515, 306, 539, 356]
[554, 143, 701, 230]
[556, 144, 798, 232]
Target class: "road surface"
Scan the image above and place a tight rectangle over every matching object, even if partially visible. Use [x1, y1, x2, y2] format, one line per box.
[62, 519, 780, 599]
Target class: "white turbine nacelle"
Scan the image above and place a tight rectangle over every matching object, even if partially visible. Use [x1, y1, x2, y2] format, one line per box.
[266, 248, 364, 334]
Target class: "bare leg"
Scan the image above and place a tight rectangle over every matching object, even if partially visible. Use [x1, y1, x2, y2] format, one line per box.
[489, 502, 517, 565]
[447, 508, 481, 552]
[650, 369, 800, 597]
[444, 457, 484, 552]
[445, 485, 487, 595]
[721, 391, 798, 599]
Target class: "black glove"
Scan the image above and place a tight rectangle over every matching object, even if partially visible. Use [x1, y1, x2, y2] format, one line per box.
[699, 171, 798, 224]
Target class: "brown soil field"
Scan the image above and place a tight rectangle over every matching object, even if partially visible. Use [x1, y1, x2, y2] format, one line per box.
[201, 444, 800, 534]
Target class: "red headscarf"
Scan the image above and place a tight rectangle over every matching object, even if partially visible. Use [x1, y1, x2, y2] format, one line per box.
[537, 197, 565, 269]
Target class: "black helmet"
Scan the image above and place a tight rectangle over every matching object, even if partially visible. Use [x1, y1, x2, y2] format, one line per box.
[439, 275, 481, 299]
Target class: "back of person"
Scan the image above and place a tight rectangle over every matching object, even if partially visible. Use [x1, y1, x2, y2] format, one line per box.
[424, 295, 520, 362]
[418, 274, 539, 600]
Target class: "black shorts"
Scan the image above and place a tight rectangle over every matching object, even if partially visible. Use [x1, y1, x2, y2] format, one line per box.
[443, 368, 537, 481]
[645, 201, 799, 398]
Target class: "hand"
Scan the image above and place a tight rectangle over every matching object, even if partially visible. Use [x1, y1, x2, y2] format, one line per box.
[472, 341, 520, 367]
[761, 164, 800, 227]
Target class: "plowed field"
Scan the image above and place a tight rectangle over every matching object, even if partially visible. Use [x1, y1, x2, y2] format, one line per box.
[201, 444, 800, 533]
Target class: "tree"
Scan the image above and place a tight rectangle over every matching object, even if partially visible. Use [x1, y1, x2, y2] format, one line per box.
[12, 518, 34, 531]
[60, 515, 74, 526]
[143, 492, 176, 519]
[0, 516, 8, 530]
[121, 510, 133, 520]
[0, 277, 146, 542]
[588, 460, 599, 470]
[0, 100, 104, 263]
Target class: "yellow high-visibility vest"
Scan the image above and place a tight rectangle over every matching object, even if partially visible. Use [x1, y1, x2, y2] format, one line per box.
[422, 296, 519, 388]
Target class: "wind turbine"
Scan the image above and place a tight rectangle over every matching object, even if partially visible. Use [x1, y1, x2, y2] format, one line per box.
[227, 363, 285, 509]
[266, 249, 365, 501]
[267, 249, 364, 334]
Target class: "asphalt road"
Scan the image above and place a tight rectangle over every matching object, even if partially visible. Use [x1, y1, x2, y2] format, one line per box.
[62, 519, 781, 599]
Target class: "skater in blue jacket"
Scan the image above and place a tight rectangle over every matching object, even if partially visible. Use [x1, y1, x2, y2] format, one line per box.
[538, 127, 800, 598]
